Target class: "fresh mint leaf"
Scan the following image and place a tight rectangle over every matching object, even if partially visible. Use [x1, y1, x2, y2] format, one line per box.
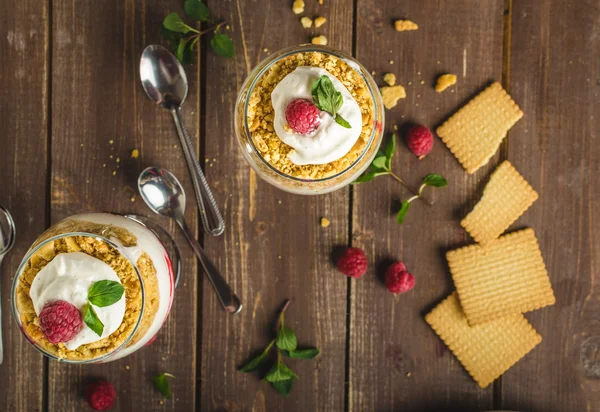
[276, 326, 297, 352]
[88, 280, 125, 307]
[266, 359, 299, 382]
[372, 156, 387, 170]
[153, 373, 176, 399]
[385, 133, 397, 159]
[210, 33, 235, 58]
[161, 26, 184, 51]
[422, 174, 448, 188]
[184, 0, 210, 21]
[163, 12, 190, 33]
[334, 113, 351, 129]
[175, 37, 194, 64]
[239, 340, 275, 372]
[286, 348, 320, 360]
[271, 379, 293, 396]
[83, 304, 104, 337]
[396, 201, 411, 224]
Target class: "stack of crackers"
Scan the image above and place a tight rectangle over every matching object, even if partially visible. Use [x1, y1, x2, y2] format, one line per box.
[425, 84, 556, 388]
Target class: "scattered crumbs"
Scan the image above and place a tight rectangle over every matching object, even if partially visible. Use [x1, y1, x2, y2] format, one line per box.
[112, 170, 116, 176]
[406, 372, 412, 378]
[314, 16, 327, 28]
[263, 48, 268, 53]
[125, 365, 130, 370]
[420, 80, 425, 85]
[435, 73, 457, 92]
[209, 163, 214, 167]
[311, 35, 327, 45]
[205, 157, 210, 162]
[451, 89, 455, 93]
[278, 200, 282, 204]
[278, 255, 282, 260]
[371, 70, 376, 76]
[235, 242, 239, 246]
[569, 60, 573, 64]
[380, 85, 406, 109]
[226, 25, 230, 30]
[437, 60, 441, 65]
[394, 19, 418, 31]
[102, 163, 106, 168]
[109, 155, 114, 159]
[436, 107, 440, 111]
[301, 17, 313, 29]
[173, 144, 178, 148]
[80, 143, 84, 147]
[393, 125, 398, 131]
[401, 115, 405, 118]
[417, 71, 421, 75]
[318, 0, 323, 4]
[415, 103, 419, 107]
[116, 157, 121, 163]
[389, 60, 394, 65]
[190, 111, 195, 115]
[116, 165, 120, 169]
[320, 217, 330, 227]
[408, 81, 412, 85]
[417, 94, 420, 98]
[131, 149, 139, 158]
[86, 180, 89, 184]
[383, 72, 396, 86]
[213, 158, 217, 161]
[292, 0, 305, 14]
[130, 196, 135, 203]
[109, 140, 114, 145]
[159, 400, 164, 405]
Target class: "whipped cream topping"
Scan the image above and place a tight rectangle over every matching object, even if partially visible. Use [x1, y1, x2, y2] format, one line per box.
[30, 252, 126, 350]
[271, 66, 363, 165]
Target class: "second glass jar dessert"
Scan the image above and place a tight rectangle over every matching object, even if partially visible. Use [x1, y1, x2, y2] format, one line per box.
[235, 45, 384, 194]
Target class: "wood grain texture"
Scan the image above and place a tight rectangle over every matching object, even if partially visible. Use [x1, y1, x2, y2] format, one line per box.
[0, 1, 48, 411]
[500, 1, 600, 411]
[199, 0, 353, 410]
[48, 1, 199, 410]
[350, 1, 505, 410]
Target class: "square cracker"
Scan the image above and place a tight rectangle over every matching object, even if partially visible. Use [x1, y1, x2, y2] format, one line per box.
[437, 82, 523, 174]
[462, 161, 539, 245]
[425, 292, 541, 388]
[447, 228, 555, 325]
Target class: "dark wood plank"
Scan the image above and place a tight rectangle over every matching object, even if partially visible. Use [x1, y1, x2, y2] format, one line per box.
[500, 1, 600, 411]
[48, 1, 199, 410]
[350, 1, 505, 410]
[0, 1, 48, 411]
[200, 0, 353, 410]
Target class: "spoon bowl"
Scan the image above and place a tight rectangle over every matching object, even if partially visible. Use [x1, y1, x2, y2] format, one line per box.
[0, 205, 15, 364]
[140, 45, 188, 109]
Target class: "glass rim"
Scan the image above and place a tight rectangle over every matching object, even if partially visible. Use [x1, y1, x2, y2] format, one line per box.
[11, 231, 146, 364]
[240, 44, 382, 183]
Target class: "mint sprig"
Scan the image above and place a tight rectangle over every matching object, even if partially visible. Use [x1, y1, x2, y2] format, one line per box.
[153, 373, 176, 399]
[238, 300, 320, 396]
[311, 76, 351, 129]
[82, 280, 125, 337]
[397, 174, 448, 224]
[162, 1, 235, 63]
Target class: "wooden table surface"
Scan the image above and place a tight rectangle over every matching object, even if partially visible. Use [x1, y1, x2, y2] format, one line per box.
[1, 0, 598, 411]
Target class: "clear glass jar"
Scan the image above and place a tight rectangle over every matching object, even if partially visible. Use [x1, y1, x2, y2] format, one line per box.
[11, 213, 178, 363]
[234, 44, 384, 194]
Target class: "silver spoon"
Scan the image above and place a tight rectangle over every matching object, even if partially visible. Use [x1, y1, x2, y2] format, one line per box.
[0, 205, 16, 364]
[139, 44, 225, 237]
[138, 167, 242, 314]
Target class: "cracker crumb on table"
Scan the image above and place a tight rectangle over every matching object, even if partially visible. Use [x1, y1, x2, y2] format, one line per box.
[383, 73, 396, 86]
[311, 35, 328, 45]
[314, 16, 327, 28]
[394, 19, 419, 31]
[380, 85, 406, 109]
[320, 217, 330, 227]
[292, 0, 305, 14]
[300, 16, 313, 28]
[435, 74, 457, 92]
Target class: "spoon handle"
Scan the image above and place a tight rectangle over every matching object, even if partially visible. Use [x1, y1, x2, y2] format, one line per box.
[171, 108, 225, 236]
[177, 217, 242, 314]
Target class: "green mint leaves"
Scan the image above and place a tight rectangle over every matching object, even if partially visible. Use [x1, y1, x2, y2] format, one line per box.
[311, 76, 351, 129]
[353, 133, 448, 225]
[88, 280, 124, 307]
[83, 280, 125, 337]
[397, 174, 448, 224]
[162, 1, 235, 64]
[153, 373, 176, 399]
[238, 300, 320, 396]
[83, 304, 103, 336]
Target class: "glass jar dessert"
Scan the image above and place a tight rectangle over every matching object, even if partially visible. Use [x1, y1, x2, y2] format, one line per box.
[234, 44, 384, 194]
[11, 213, 177, 363]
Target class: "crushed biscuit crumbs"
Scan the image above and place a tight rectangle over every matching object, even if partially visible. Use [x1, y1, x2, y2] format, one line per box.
[383, 73, 396, 86]
[320, 217, 330, 227]
[420, 80, 425, 85]
[116, 157, 121, 163]
[109, 139, 114, 144]
[314, 16, 327, 28]
[112, 170, 117, 175]
[311, 35, 327, 45]
[394, 20, 418, 31]
[389, 60, 394, 65]
[263, 48, 269, 53]
[435, 73, 457, 92]
[300, 16, 313, 28]
[380, 85, 406, 109]
[393, 125, 398, 131]
[102, 164, 106, 168]
[292, 0, 305, 14]
[131, 149, 139, 158]
[246, 51, 375, 179]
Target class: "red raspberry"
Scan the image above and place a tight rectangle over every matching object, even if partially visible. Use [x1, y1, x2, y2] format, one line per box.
[285, 98, 321, 134]
[337, 248, 368, 278]
[406, 125, 434, 158]
[38, 300, 82, 344]
[385, 262, 415, 294]
[85, 380, 116, 411]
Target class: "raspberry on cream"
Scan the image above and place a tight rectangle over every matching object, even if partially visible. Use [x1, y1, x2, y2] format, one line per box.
[271, 66, 363, 165]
